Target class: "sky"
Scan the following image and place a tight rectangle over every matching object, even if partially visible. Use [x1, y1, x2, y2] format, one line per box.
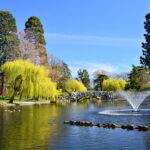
[1, 0, 150, 77]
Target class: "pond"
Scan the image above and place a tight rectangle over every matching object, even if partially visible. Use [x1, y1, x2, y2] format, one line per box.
[0, 101, 150, 150]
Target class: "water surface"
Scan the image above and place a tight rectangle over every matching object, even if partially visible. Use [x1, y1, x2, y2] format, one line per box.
[0, 101, 150, 150]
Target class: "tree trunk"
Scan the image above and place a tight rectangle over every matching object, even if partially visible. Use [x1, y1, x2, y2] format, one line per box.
[9, 92, 16, 103]
[1, 73, 6, 97]
[9, 75, 23, 103]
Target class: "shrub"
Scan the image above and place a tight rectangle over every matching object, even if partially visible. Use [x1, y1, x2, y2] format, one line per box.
[64, 79, 87, 92]
[103, 79, 127, 91]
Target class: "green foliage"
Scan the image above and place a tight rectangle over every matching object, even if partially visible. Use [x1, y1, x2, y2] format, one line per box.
[0, 11, 20, 65]
[128, 65, 141, 90]
[25, 16, 48, 66]
[127, 65, 150, 90]
[77, 69, 90, 89]
[103, 79, 127, 91]
[64, 79, 87, 92]
[60, 62, 71, 79]
[57, 62, 71, 90]
[25, 16, 45, 44]
[2, 59, 58, 102]
[140, 13, 150, 67]
[48, 54, 71, 88]
[79, 96, 90, 103]
[140, 85, 150, 91]
[0, 11, 20, 96]
[94, 74, 109, 91]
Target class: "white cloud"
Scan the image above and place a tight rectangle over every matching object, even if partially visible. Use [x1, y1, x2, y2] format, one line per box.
[69, 61, 118, 77]
[45, 33, 143, 46]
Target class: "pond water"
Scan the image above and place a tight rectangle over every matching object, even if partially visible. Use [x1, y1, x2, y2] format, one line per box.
[0, 101, 150, 150]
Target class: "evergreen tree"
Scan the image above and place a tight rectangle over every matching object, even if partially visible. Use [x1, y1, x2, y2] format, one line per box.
[60, 62, 71, 80]
[94, 74, 109, 91]
[77, 69, 90, 89]
[0, 11, 20, 96]
[128, 65, 150, 90]
[140, 14, 150, 67]
[25, 16, 48, 66]
[57, 62, 71, 91]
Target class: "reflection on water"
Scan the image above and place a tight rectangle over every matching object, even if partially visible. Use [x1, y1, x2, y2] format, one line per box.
[0, 101, 150, 150]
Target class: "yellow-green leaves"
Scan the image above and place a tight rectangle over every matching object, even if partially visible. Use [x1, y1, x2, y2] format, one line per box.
[103, 79, 127, 91]
[64, 79, 87, 92]
[2, 59, 58, 99]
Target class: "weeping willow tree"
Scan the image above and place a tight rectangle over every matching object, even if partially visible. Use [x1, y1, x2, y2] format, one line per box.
[2, 59, 58, 103]
[64, 79, 87, 92]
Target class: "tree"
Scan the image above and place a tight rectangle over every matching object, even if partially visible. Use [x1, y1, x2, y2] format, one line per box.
[49, 68, 61, 82]
[94, 74, 109, 91]
[48, 53, 63, 69]
[77, 69, 90, 89]
[2, 59, 58, 103]
[111, 73, 129, 81]
[0, 11, 20, 96]
[47, 54, 71, 90]
[25, 16, 48, 66]
[103, 79, 127, 91]
[17, 31, 36, 59]
[64, 79, 87, 92]
[57, 62, 71, 90]
[127, 65, 150, 90]
[93, 70, 110, 79]
[140, 14, 150, 67]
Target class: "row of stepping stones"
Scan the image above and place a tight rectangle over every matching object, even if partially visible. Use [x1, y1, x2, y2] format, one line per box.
[64, 121, 150, 131]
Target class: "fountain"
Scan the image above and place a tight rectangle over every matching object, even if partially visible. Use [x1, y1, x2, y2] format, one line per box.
[98, 91, 150, 116]
[117, 91, 150, 111]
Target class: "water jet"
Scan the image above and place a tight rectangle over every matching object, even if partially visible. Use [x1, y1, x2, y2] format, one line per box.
[117, 91, 150, 111]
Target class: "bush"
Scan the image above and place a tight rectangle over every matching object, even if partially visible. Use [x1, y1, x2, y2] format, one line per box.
[103, 79, 127, 91]
[64, 79, 87, 92]
[139, 85, 150, 91]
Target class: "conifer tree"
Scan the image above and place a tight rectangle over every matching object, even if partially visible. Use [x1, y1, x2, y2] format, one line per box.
[140, 14, 150, 67]
[127, 65, 150, 90]
[77, 69, 90, 89]
[94, 74, 109, 91]
[25, 16, 48, 66]
[0, 11, 20, 96]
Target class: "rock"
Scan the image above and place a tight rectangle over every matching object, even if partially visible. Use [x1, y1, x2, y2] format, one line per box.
[137, 126, 150, 131]
[121, 125, 127, 129]
[92, 123, 97, 126]
[110, 124, 117, 128]
[126, 125, 134, 130]
[69, 121, 74, 125]
[60, 91, 113, 101]
[102, 124, 108, 128]
[64, 121, 150, 131]
[96, 123, 102, 127]
[141, 126, 150, 131]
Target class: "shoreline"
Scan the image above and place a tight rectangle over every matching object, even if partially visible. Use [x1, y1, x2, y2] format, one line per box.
[0, 99, 72, 107]
[0, 101, 51, 107]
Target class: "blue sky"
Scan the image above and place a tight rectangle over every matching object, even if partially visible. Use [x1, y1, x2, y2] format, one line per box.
[1, 0, 150, 77]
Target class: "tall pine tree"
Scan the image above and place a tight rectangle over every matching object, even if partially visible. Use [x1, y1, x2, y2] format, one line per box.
[25, 16, 48, 66]
[140, 14, 150, 67]
[0, 11, 20, 96]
